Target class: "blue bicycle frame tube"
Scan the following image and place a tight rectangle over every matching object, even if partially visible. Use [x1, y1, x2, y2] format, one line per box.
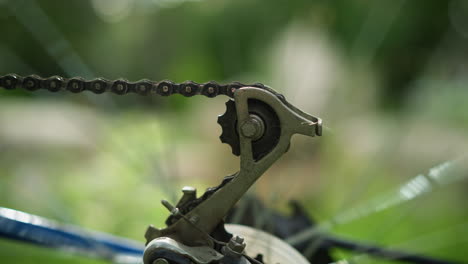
[0, 207, 144, 263]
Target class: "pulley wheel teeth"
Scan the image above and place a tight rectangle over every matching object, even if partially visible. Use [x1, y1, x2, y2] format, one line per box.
[217, 99, 241, 157]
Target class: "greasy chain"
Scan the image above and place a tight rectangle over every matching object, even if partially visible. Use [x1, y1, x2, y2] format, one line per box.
[0, 74, 269, 98]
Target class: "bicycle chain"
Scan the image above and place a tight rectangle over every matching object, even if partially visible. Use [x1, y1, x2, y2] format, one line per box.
[0, 74, 269, 99]
[0, 73, 276, 235]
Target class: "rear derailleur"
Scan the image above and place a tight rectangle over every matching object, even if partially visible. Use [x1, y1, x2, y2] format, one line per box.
[143, 87, 322, 264]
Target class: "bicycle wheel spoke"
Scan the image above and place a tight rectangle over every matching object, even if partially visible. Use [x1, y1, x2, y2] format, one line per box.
[7, 0, 93, 77]
[286, 157, 466, 246]
[332, 158, 463, 225]
[0, 44, 36, 74]
[331, 222, 468, 264]
[298, 3, 410, 254]
[350, 0, 407, 66]
[160, 122, 183, 203]
[6, 0, 120, 109]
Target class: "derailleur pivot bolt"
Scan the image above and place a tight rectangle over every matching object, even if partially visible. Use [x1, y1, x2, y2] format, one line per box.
[240, 114, 265, 141]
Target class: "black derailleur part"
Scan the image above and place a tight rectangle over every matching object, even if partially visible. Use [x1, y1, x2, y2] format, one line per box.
[217, 99, 281, 161]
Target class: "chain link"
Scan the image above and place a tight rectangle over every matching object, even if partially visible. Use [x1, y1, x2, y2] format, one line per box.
[0, 74, 268, 99]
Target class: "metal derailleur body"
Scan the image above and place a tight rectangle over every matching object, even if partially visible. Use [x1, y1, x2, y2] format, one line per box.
[0, 74, 322, 264]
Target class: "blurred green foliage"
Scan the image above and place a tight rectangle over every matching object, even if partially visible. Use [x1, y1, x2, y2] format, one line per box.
[1, 0, 468, 263]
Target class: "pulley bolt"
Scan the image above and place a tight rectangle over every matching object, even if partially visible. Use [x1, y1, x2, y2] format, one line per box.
[162, 85, 169, 92]
[152, 258, 169, 264]
[240, 114, 265, 141]
[207, 86, 214, 93]
[185, 86, 192, 93]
